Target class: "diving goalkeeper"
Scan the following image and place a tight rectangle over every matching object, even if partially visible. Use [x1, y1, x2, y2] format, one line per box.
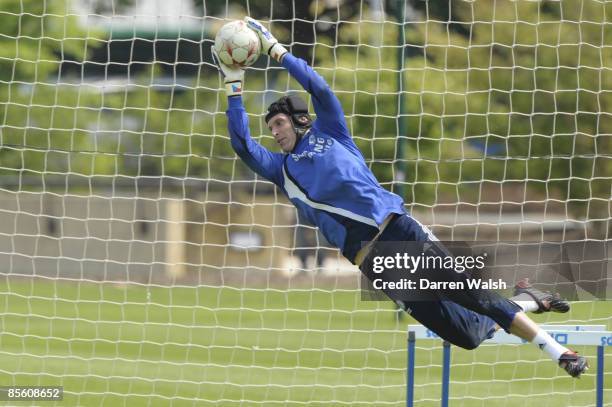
[212, 17, 588, 378]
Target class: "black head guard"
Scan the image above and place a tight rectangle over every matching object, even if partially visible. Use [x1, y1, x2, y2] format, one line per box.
[265, 95, 312, 138]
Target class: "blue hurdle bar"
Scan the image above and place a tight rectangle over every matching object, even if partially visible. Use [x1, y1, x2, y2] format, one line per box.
[406, 324, 610, 407]
[441, 341, 450, 407]
[597, 345, 604, 407]
[407, 331, 415, 407]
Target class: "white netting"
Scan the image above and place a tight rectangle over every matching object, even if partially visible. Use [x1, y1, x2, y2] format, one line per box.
[0, 0, 610, 405]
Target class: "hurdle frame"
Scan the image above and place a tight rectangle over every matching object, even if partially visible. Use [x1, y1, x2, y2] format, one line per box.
[406, 324, 611, 407]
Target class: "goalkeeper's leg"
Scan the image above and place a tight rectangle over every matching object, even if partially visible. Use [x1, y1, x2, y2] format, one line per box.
[368, 213, 588, 377]
[428, 274, 588, 377]
[507, 311, 588, 377]
[399, 293, 588, 377]
[399, 299, 498, 350]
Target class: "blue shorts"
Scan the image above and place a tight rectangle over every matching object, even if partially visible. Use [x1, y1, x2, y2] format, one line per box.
[363, 213, 521, 350]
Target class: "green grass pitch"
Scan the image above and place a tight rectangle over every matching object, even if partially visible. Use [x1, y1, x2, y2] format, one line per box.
[0, 279, 610, 406]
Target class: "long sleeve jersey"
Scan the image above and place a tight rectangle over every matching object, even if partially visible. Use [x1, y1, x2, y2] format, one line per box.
[227, 53, 406, 263]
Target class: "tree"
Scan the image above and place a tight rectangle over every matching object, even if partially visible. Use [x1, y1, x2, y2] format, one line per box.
[398, 0, 611, 221]
[197, 0, 366, 61]
[242, 0, 610, 225]
[0, 0, 103, 182]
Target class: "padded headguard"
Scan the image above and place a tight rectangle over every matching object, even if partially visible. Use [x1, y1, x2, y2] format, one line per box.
[265, 95, 312, 137]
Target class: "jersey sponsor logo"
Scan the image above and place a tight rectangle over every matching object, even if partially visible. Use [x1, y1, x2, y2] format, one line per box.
[291, 151, 315, 161]
[289, 135, 332, 157]
[291, 136, 332, 161]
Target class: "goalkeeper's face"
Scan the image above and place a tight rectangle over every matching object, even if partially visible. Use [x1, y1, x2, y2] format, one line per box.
[267, 113, 297, 153]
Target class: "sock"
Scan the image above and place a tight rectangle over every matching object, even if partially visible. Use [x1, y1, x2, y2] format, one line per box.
[509, 293, 540, 313]
[513, 300, 539, 313]
[531, 329, 569, 361]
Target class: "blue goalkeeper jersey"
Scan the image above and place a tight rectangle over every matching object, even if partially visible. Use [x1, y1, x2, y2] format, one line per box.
[227, 53, 406, 263]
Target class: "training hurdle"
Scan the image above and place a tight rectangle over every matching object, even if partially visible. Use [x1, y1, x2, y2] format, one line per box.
[406, 324, 611, 407]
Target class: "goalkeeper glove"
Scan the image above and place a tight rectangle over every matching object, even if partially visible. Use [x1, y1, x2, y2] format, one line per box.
[211, 46, 245, 97]
[244, 17, 288, 63]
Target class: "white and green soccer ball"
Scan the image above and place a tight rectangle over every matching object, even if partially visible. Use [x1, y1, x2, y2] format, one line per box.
[214, 20, 261, 68]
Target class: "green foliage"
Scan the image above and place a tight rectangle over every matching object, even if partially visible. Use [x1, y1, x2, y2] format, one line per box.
[305, 0, 611, 215]
[0, 0, 87, 82]
[84, 65, 235, 180]
[0, 0, 609, 220]
[0, 0, 103, 180]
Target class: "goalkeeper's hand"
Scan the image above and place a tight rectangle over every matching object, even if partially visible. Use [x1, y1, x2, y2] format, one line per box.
[211, 46, 244, 97]
[244, 17, 288, 63]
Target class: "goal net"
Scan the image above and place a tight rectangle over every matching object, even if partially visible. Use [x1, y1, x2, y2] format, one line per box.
[0, 0, 609, 405]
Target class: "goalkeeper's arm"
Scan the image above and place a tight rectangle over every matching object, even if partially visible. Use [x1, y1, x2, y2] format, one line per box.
[246, 17, 359, 157]
[211, 47, 284, 185]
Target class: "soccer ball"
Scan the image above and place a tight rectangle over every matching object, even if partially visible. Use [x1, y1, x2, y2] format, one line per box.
[214, 20, 261, 68]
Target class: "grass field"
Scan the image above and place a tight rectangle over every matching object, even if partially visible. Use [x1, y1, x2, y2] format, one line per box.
[0, 278, 610, 406]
